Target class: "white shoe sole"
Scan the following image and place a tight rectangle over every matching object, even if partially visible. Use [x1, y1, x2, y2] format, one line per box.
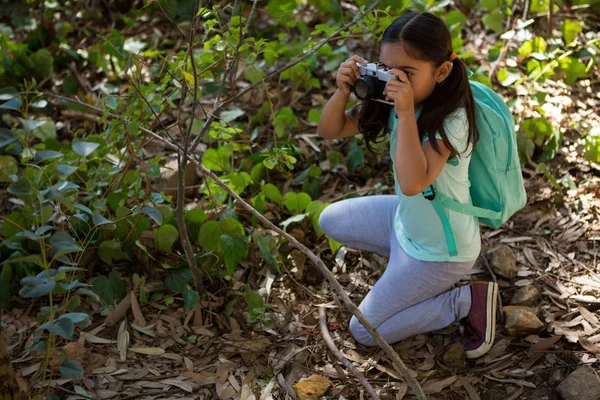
[465, 282, 498, 359]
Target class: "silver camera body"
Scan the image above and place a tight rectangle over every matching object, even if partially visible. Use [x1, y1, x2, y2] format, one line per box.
[352, 63, 396, 105]
[356, 63, 397, 82]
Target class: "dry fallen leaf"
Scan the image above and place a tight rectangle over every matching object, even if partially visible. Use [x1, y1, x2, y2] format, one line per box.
[160, 379, 193, 393]
[129, 347, 165, 355]
[292, 375, 333, 400]
[117, 320, 129, 362]
[421, 376, 457, 394]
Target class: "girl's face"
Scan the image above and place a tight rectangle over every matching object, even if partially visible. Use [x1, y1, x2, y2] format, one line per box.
[379, 42, 451, 107]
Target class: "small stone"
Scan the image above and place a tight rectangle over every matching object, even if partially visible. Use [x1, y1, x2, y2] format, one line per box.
[548, 369, 567, 387]
[503, 306, 544, 336]
[492, 245, 518, 279]
[293, 375, 333, 400]
[557, 365, 600, 400]
[511, 286, 541, 307]
[157, 159, 198, 198]
[442, 343, 467, 370]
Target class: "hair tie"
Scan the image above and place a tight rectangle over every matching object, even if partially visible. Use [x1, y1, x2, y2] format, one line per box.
[449, 52, 458, 62]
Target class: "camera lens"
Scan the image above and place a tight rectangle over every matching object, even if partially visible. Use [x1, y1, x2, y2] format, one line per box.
[352, 76, 377, 100]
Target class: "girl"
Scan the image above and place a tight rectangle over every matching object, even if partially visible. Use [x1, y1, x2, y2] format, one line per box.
[317, 11, 498, 359]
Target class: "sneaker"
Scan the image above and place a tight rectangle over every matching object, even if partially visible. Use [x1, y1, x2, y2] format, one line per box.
[464, 282, 498, 359]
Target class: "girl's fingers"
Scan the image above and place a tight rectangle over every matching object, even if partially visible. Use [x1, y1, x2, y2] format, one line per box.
[342, 62, 360, 78]
[339, 67, 357, 80]
[338, 75, 354, 84]
[349, 55, 368, 64]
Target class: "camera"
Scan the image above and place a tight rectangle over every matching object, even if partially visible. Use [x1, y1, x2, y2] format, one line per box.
[351, 63, 397, 105]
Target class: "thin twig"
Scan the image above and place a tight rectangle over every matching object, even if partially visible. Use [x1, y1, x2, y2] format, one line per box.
[319, 307, 380, 400]
[173, 0, 205, 294]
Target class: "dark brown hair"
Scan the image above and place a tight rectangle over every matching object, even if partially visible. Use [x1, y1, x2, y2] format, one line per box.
[353, 12, 478, 155]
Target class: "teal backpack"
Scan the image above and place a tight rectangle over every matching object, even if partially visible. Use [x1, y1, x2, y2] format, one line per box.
[423, 79, 527, 257]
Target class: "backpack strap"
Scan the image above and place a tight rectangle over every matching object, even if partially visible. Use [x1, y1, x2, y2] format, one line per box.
[423, 186, 458, 257]
[435, 192, 502, 220]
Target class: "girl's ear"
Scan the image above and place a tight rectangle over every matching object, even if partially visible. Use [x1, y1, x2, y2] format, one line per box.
[435, 61, 453, 83]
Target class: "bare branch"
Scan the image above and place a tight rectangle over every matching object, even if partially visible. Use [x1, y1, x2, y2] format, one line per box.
[319, 306, 380, 400]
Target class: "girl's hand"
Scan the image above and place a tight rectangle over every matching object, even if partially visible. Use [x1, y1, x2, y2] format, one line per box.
[383, 69, 415, 114]
[336, 55, 369, 95]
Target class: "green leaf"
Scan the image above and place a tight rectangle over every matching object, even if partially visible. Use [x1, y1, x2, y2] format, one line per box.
[220, 108, 246, 123]
[19, 277, 56, 298]
[60, 359, 84, 378]
[56, 164, 78, 177]
[282, 192, 312, 213]
[559, 57, 587, 84]
[35, 150, 63, 162]
[244, 284, 266, 316]
[562, 19, 582, 44]
[93, 270, 126, 306]
[584, 133, 600, 163]
[220, 234, 248, 275]
[482, 9, 505, 33]
[446, 10, 467, 28]
[0, 155, 18, 182]
[497, 68, 522, 87]
[347, 140, 365, 173]
[166, 267, 192, 293]
[198, 221, 221, 251]
[51, 239, 83, 260]
[40, 318, 74, 339]
[328, 237, 342, 254]
[183, 287, 200, 311]
[540, 129, 563, 162]
[0, 96, 21, 111]
[202, 147, 231, 172]
[480, 0, 499, 11]
[307, 109, 322, 124]
[220, 218, 246, 239]
[185, 209, 208, 225]
[0, 128, 17, 148]
[92, 213, 115, 229]
[98, 240, 129, 264]
[33, 121, 57, 141]
[154, 224, 179, 252]
[262, 183, 282, 204]
[105, 94, 117, 110]
[280, 213, 308, 231]
[72, 141, 100, 157]
[8, 178, 32, 197]
[307, 200, 327, 238]
[141, 206, 163, 225]
[19, 118, 45, 132]
[254, 233, 280, 271]
[273, 107, 299, 137]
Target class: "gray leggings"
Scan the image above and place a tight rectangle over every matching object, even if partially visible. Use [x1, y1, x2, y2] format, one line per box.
[318, 195, 475, 347]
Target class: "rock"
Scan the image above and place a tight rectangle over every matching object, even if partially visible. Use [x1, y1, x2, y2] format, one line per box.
[492, 245, 518, 279]
[557, 365, 600, 400]
[503, 306, 544, 336]
[442, 343, 467, 370]
[50, 342, 87, 369]
[548, 369, 567, 387]
[511, 285, 541, 307]
[156, 159, 198, 198]
[293, 375, 333, 400]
